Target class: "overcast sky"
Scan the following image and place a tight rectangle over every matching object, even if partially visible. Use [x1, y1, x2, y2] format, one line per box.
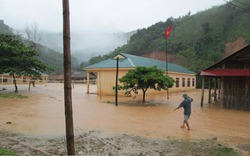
[0, 0, 226, 33]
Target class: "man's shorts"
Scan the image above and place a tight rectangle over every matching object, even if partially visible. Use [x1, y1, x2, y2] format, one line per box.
[184, 115, 190, 121]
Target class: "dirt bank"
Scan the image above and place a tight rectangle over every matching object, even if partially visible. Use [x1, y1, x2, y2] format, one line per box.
[0, 130, 244, 156]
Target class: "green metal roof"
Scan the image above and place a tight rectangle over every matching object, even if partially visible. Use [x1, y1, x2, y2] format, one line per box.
[85, 53, 195, 74]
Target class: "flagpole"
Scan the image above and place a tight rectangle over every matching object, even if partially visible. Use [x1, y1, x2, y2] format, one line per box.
[115, 57, 119, 106]
[165, 25, 172, 99]
[165, 39, 168, 75]
[165, 39, 169, 99]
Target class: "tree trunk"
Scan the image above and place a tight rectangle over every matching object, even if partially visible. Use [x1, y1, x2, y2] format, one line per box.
[29, 82, 31, 91]
[142, 89, 146, 103]
[62, 0, 75, 155]
[13, 75, 18, 92]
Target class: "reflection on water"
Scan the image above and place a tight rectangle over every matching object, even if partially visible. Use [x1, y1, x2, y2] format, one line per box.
[1, 83, 250, 147]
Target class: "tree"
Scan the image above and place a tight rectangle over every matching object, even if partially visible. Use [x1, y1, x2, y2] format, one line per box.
[0, 34, 49, 92]
[118, 66, 174, 103]
[24, 22, 43, 44]
[176, 48, 197, 70]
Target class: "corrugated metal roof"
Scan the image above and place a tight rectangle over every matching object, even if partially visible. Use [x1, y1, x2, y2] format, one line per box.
[85, 53, 195, 74]
[200, 69, 250, 77]
[71, 71, 87, 78]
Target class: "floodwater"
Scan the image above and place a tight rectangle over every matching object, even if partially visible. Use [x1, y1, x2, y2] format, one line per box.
[1, 83, 250, 147]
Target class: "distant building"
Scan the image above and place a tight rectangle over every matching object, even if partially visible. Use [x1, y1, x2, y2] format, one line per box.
[48, 71, 96, 83]
[199, 45, 250, 110]
[85, 53, 196, 96]
[71, 71, 96, 83]
[48, 74, 64, 83]
[0, 73, 48, 85]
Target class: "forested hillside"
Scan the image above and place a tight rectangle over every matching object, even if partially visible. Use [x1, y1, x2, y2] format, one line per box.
[1, 0, 250, 74]
[89, 0, 250, 73]
[0, 20, 79, 75]
[0, 20, 13, 35]
[34, 43, 79, 74]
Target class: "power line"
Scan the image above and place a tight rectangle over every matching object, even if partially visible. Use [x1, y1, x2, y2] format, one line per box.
[223, 0, 246, 10]
[234, 0, 250, 8]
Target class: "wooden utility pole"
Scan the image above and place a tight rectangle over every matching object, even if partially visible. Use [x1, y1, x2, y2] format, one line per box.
[201, 77, 205, 107]
[62, 0, 75, 155]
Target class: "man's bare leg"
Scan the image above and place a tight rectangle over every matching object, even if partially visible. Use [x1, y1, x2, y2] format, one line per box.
[186, 121, 190, 130]
[181, 121, 185, 128]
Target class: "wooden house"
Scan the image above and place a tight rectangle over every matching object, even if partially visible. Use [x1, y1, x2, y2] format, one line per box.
[85, 53, 196, 96]
[199, 45, 250, 110]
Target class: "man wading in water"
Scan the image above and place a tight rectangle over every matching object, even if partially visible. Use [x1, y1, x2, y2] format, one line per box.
[174, 93, 193, 130]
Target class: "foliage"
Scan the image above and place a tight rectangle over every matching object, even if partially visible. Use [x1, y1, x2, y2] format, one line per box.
[0, 34, 50, 92]
[117, 66, 174, 103]
[0, 20, 13, 35]
[33, 43, 64, 74]
[87, 0, 250, 77]
[0, 147, 17, 156]
[215, 146, 238, 156]
[176, 48, 197, 70]
[0, 20, 79, 75]
[0, 93, 28, 99]
[188, 139, 240, 156]
[0, 35, 49, 76]
[2, 1, 250, 76]
[88, 54, 110, 66]
[25, 42, 80, 75]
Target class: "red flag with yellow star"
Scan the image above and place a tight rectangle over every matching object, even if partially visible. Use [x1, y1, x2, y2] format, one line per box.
[165, 25, 173, 39]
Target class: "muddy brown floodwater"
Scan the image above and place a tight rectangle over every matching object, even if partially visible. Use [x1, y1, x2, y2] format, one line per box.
[1, 83, 250, 155]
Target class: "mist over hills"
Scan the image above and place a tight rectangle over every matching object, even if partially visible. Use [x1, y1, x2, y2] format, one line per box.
[0, 19, 134, 74]
[1, 0, 250, 75]
[39, 30, 134, 62]
[91, 0, 250, 73]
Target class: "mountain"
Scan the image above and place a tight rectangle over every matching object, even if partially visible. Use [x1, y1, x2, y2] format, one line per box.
[34, 43, 79, 75]
[2, 0, 250, 74]
[89, 0, 250, 73]
[0, 20, 79, 75]
[0, 20, 13, 35]
[0, 19, 133, 74]
[39, 30, 134, 62]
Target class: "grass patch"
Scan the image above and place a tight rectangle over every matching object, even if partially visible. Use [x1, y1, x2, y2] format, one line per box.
[189, 139, 240, 156]
[0, 93, 28, 99]
[216, 146, 238, 156]
[0, 147, 17, 156]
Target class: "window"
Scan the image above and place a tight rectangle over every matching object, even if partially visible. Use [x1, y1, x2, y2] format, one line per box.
[182, 78, 185, 87]
[192, 78, 195, 87]
[187, 78, 190, 87]
[176, 78, 179, 88]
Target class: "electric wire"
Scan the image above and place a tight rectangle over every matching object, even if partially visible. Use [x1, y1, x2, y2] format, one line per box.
[223, 0, 247, 10]
[234, 0, 250, 8]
